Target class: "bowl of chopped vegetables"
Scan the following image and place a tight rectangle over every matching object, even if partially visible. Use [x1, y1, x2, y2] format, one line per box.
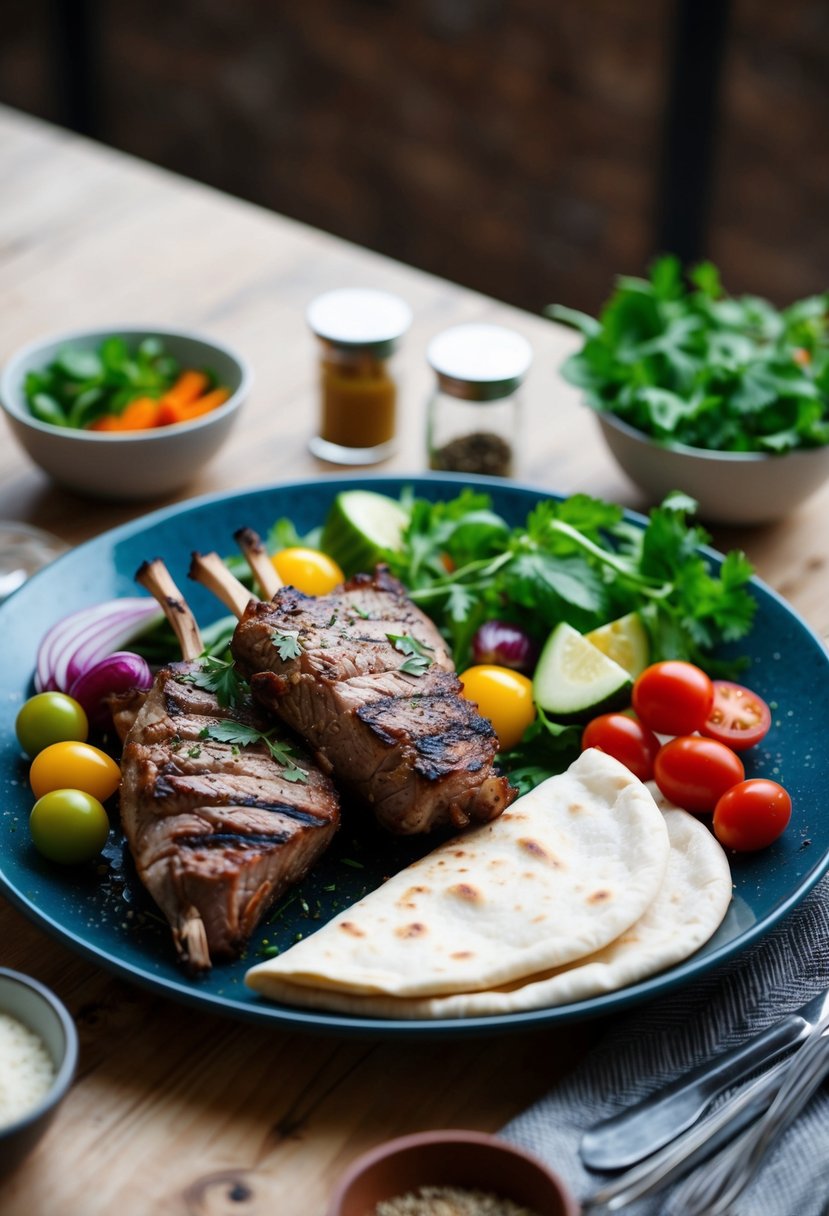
[0, 326, 250, 500]
[551, 257, 829, 525]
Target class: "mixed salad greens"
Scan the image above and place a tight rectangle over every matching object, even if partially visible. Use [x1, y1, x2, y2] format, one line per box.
[550, 256, 829, 453]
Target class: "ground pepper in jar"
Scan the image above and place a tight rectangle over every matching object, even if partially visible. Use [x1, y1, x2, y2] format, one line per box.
[307, 288, 412, 465]
[373, 1184, 541, 1215]
[426, 324, 532, 479]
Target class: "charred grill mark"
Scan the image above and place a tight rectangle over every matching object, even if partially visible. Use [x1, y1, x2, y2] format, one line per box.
[150, 776, 333, 826]
[173, 831, 293, 851]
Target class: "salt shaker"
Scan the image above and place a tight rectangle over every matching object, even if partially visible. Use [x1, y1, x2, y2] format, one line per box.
[426, 323, 532, 477]
[307, 288, 412, 465]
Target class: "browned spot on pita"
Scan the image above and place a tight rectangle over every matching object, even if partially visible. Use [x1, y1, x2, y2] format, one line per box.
[396, 922, 427, 939]
[450, 950, 474, 960]
[448, 882, 483, 902]
[569, 801, 585, 813]
[517, 837, 561, 865]
[454, 850, 467, 858]
[339, 921, 365, 937]
[588, 889, 612, 904]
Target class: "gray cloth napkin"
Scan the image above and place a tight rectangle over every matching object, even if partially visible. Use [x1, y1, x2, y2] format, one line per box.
[501, 874, 829, 1215]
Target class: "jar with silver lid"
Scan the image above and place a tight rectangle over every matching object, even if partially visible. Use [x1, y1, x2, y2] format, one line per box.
[307, 288, 412, 465]
[426, 323, 532, 477]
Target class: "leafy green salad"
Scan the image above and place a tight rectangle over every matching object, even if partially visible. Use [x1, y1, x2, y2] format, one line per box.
[550, 256, 829, 454]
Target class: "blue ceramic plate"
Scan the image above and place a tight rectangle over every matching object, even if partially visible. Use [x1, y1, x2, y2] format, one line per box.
[1, 475, 828, 1039]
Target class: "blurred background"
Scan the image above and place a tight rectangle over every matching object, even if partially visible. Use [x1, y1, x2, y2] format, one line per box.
[2, 0, 827, 317]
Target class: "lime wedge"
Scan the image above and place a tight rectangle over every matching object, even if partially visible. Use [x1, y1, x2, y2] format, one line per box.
[584, 612, 650, 678]
[533, 622, 633, 721]
[320, 490, 410, 576]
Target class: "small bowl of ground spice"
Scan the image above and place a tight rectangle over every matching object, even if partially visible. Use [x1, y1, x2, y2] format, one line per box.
[0, 968, 78, 1180]
[327, 1129, 578, 1216]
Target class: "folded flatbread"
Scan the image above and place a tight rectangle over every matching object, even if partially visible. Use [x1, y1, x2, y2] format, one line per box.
[246, 749, 676, 1006]
[245, 805, 730, 1017]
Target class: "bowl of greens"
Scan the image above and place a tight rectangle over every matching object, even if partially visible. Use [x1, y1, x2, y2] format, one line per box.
[0, 326, 250, 501]
[551, 258, 829, 524]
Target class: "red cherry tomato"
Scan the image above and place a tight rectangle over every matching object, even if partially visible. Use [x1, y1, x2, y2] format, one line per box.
[581, 713, 660, 782]
[713, 779, 792, 851]
[653, 736, 745, 813]
[700, 680, 772, 751]
[632, 661, 714, 737]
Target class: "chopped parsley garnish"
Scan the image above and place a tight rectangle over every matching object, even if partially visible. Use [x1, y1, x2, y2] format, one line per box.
[179, 655, 246, 710]
[198, 720, 308, 782]
[386, 632, 435, 676]
[270, 628, 303, 661]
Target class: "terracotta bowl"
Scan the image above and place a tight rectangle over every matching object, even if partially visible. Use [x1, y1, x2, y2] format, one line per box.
[594, 408, 829, 525]
[0, 968, 78, 1180]
[0, 325, 251, 501]
[327, 1129, 579, 1216]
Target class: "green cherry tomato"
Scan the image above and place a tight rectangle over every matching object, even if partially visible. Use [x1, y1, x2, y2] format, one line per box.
[15, 692, 89, 757]
[29, 789, 110, 864]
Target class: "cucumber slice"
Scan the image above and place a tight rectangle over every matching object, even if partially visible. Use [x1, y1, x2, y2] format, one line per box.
[533, 622, 633, 721]
[321, 490, 410, 575]
[584, 611, 650, 678]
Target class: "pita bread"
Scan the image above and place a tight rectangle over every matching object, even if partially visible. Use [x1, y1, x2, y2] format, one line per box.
[246, 749, 671, 1002]
[245, 807, 730, 1017]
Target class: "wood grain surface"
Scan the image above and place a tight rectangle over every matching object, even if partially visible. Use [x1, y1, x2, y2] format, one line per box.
[1, 105, 828, 1216]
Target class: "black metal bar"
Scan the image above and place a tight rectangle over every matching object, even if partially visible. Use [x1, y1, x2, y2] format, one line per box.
[46, 0, 102, 138]
[655, 0, 732, 263]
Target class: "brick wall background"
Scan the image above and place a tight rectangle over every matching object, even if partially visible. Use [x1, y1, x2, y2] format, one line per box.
[2, 1, 827, 316]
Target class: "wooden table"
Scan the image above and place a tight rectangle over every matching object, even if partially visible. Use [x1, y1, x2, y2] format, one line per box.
[1, 105, 828, 1216]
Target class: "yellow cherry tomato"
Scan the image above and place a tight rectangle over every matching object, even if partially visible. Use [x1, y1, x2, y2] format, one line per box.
[29, 741, 121, 802]
[271, 547, 344, 597]
[459, 664, 536, 751]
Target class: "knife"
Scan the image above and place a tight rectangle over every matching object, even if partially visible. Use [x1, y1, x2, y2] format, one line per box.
[579, 984, 829, 1171]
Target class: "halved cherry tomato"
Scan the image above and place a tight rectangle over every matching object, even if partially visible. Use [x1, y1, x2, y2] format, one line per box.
[632, 661, 714, 737]
[271, 548, 344, 597]
[653, 735, 744, 813]
[581, 713, 660, 782]
[713, 779, 792, 851]
[459, 665, 536, 751]
[700, 680, 771, 751]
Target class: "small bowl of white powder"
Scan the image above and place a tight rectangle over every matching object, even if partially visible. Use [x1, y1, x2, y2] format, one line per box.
[0, 967, 78, 1179]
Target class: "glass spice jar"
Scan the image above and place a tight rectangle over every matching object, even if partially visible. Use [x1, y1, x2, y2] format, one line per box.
[307, 288, 412, 465]
[426, 323, 532, 478]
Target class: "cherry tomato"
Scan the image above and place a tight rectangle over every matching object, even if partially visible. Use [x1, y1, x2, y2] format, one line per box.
[271, 548, 344, 597]
[459, 665, 536, 751]
[653, 735, 745, 813]
[15, 692, 89, 758]
[29, 741, 121, 802]
[713, 779, 792, 852]
[29, 789, 110, 865]
[581, 713, 660, 782]
[700, 680, 772, 751]
[632, 661, 714, 737]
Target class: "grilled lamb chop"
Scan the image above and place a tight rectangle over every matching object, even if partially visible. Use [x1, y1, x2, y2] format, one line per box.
[119, 560, 340, 973]
[190, 545, 516, 836]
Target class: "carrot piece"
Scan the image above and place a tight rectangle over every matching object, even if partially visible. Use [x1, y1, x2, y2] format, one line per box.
[160, 370, 210, 408]
[116, 396, 165, 430]
[159, 387, 230, 427]
[88, 415, 122, 432]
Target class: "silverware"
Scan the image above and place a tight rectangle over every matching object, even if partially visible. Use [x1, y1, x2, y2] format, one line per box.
[580, 984, 829, 1170]
[673, 1014, 829, 1215]
[581, 1054, 793, 1211]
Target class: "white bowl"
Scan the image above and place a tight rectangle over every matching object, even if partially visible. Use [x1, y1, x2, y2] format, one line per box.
[594, 409, 829, 525]
[1, 326, 251, 501]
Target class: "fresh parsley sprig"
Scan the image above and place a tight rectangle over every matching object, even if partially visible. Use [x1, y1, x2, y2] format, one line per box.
[198, 720, 309, 783]
[271, 628, 303, 661]
[179, 655, 247, 709]
[386, 632, 435, 676]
